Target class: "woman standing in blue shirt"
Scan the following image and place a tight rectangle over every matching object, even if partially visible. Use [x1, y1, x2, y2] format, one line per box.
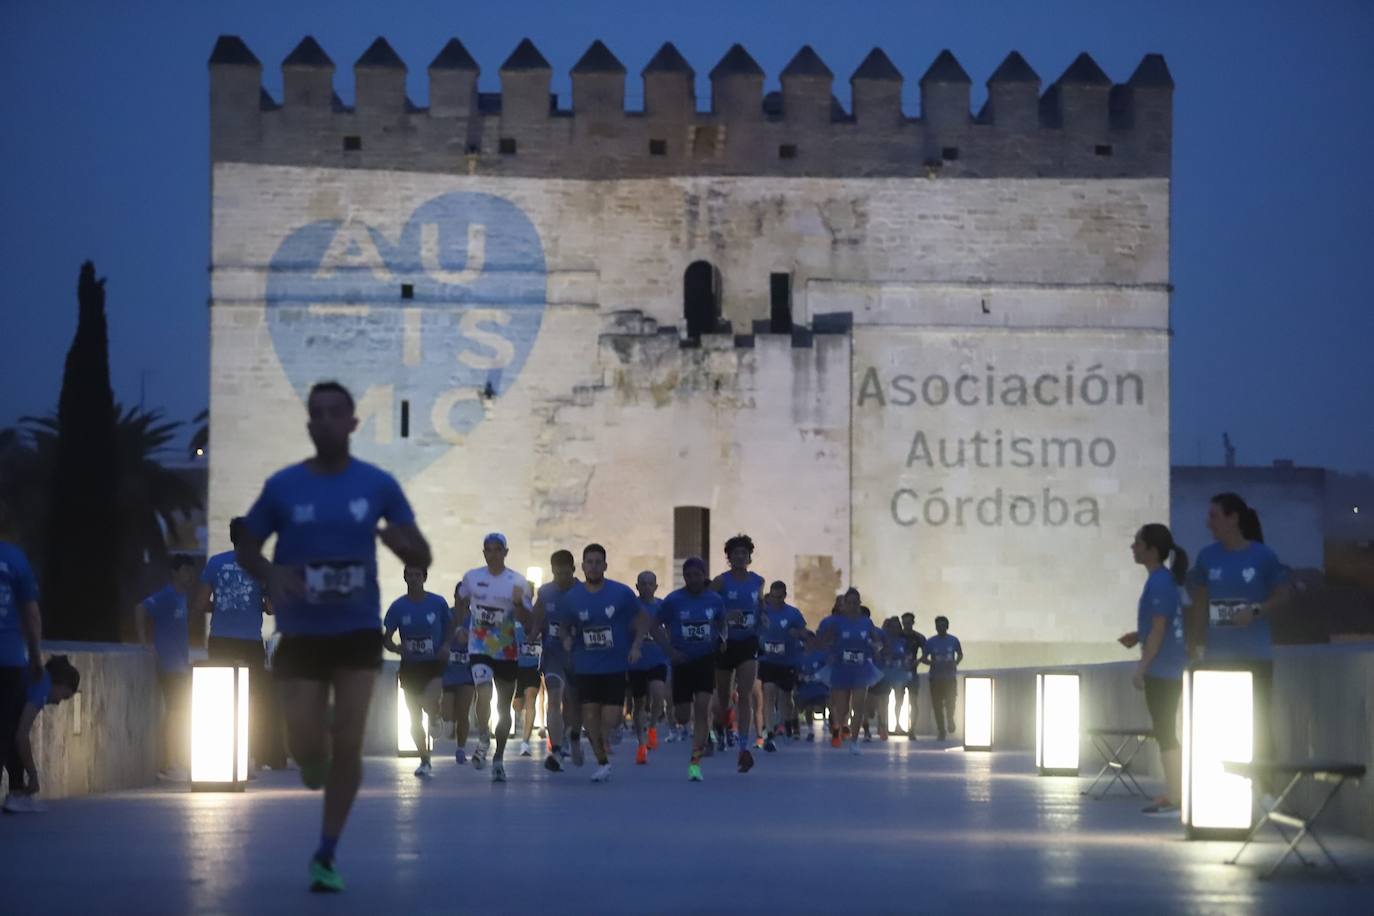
[1118, 523, 1188, 815]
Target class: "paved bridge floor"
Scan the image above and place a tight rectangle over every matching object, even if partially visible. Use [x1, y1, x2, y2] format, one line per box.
[4, 736, 1372, 914]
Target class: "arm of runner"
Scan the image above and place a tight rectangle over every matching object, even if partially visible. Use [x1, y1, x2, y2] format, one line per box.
[379, 522, 431, 570]
[530, 592, 546, 636]
[191, 582, 214, 645]
[1118, 631, 1140, 649]
[1135, 616, 1167, 689]
[954, 640, 964, 666]
[436, 606, 459, 657]
[512, 582, 533, 629]
[1184, 583, 1207, 658]
[135, 602, 151, 647]
[21, 598, 43, 680]
[382, 624, 403, 656]
[234, 528, 304, 603]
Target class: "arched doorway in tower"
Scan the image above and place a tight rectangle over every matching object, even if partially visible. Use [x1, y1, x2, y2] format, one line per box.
[682, 261, 722, 340]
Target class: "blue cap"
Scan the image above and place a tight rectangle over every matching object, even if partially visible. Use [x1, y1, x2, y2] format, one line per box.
[484, 532, 508, 548]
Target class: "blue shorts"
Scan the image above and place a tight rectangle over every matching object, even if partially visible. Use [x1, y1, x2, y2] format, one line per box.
[821, 661, 883, 691]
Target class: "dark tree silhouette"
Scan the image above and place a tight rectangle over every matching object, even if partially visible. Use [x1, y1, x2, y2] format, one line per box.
[41, 262, 122, 640]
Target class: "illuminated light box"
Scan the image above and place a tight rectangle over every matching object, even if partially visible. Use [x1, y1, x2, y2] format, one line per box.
[963, 676, 994, 751]
[191, 665, 250, 792]
[1183, 664, 1255, 839]
[1036, 671, 1080, 776]
[396, 674, 431, 758]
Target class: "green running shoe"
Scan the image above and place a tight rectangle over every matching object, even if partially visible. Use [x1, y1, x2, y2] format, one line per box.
[309, 857, 344, 893]
[688, 762, 703, 782]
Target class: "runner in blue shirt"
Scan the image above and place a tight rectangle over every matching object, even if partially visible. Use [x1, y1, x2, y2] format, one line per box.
[531, 549, 582, 771]
[794, 642, 829, 742]
[658, 557, 723, 781]
[874, 617, 912, 741]
[137, 554, 197, 781]
[383, 566, 455, 778]
[2, 655, 79, 814]
[921, 618, 964, 741]
[897, 613, 926, 741]
[513, 616, 543, 758]
[757, 581, 807, 752]
[236, 380, 431, 894]
[440, 618, 476, 766]
[1185, 492, 1291, 794]
[710, 533, 766, 773]
[192, 517, 286, 770]
[0, 528, 45, 808]
[1119, 523, 1189, 815]
[563, 543, 674, 784]
[629, 571, 670, 766]
[817, 588, 884, 754]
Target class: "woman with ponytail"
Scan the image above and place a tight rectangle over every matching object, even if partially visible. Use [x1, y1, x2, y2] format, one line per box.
[1119, 524, 1188, 814]
[1186, 492, 1291, 790]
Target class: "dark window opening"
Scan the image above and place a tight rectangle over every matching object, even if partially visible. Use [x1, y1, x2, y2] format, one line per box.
[673, 506, 710, 587]
[400, 283, 414, 300]
[343, 135, 362, 152]
[691, 126, 717, 159]
[941, 146, 959, 161]
[683, 260, 722, 340]
[498, 137, 517, 155]
[465, 143, 481, 155]
[399, 400, 410, 439]
[649, 138, 667, 156]
[779, 144, 798, 160]
[1094, 144, 1114, 157]
[770, 272, 793, 333]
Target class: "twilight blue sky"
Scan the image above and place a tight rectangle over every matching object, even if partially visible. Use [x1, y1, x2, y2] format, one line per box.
[1, 0, 1370, 471]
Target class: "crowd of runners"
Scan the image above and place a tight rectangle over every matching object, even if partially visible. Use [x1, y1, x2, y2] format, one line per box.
[0, 379, 1291, 895]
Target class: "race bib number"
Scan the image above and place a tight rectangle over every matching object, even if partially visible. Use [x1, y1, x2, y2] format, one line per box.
[764, 641, 786, 656]
[449, 648, 469, 666]
[582, 626, 613, 650]
[521, 642, 543, 659]
[547, 621, 561, 639]
[303, 561, 366, 605]
[682, 622, 711, 642]
[403, 637, 434, 657]
[841, 650, 865, 665]
[473, 605, 503, 627]
[1210, 601, 1259, 627]
[735, 612, 756, 629]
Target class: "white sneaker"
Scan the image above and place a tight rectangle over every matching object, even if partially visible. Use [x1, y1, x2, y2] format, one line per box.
[519, 740, 532, 757]
[591, 763, 612, 783]
[849, 741, 862, 756]
[472, 747, 487, 770]
[491, 760, 507, 783]
[413, 761, 433, 778]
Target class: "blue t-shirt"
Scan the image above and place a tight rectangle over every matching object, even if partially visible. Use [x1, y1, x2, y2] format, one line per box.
[442, 642, 473, 687]
[143, 584, 190, 673]
[882, 632, 912, 676]
[924, 633, 962, 680]
[795, 650, 829, 693]
[759, 603, 807, 667]
[1188, 541, 1289, 661]
[0, 541, 40, 666]
[567, 579, 642, 675]
[630, 598, 669, 671]
[658, 587, 725, 661]
[716, 571, 765, 643]
[383, 592, 451, 662]
[243, 458, 415, 636]
[1138, 568, 1186, 679]
[825, 616, 879, 669]
[201, 551, 265, 641]
[516, 621, 542, 669]
[26, 669, 53, 708]
[537, 580, 581, 674]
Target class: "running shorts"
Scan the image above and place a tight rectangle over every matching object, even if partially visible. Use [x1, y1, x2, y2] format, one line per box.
[274, 630, 383, 682]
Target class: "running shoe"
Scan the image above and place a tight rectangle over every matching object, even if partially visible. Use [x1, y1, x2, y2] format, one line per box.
[647, 727, 659, 750]
[309, 857, 344, 894]
[806, 732, 816, 742]
[454, 748, 467, 765]
[1141, 802, 1179, 816]
[544, 752, 564, 773]
[907, 733, 917, 742]
[472, 747, 487, 770]
[715, 731, 726, 753]
[3, 793, 43, 813]
[849, 741, 862, 756]
[737, 749, 754, 773]
[763, 735, 777, 753]
[863, 735, 873, 744]
[754, 736, 765, 750]
[936, 732, 947, 741]
[491, 760, 507, 783]
[664, 729, 678, 744]
[688, 761, 703, 782]
[830, 735, 842, 749]
[299, 759, 329, 791]
[636, 745, 649, 766]
[879, 729, 889, 741]
[519, 740, 532, 757]
[413, 761, 433, 778]
[591, 763, 613, 783]
[726, 731, 737, 748]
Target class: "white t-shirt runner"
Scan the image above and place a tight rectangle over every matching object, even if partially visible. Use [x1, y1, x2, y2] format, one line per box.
[459, 566, 526, 662]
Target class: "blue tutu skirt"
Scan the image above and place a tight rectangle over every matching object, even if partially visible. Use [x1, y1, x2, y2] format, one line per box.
[819, 660, 883, 691]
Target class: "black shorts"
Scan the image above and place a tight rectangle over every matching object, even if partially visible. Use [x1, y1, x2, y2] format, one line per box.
[1143, 675, 1182, 753]
[758, 662, 797, 691]
[398, 659, 446, 696]
[717, 637, 759, 671]
[628, 665, 668, 699]
[470, 655, 519, 685]
[274, 630, 383, 682]
[672, 654, 717, 705]
[576, 672, 627, 708]
[516, 666, 542, 692]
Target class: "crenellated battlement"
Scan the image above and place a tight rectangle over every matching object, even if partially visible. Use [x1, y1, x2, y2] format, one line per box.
[210, 35, 1172, 179]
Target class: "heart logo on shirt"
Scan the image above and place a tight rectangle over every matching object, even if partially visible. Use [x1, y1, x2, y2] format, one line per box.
[426, 612, 435, 624]
[349, 498, 369, 522]
[604, 606, 614, 618]
[1242, 568, 1255, 583]
[402, 615, 411, 625]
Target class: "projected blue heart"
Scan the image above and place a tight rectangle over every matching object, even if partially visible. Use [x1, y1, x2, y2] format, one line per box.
[264, 192, 547, 480]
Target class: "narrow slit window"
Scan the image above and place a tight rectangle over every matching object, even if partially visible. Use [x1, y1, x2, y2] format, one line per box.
[649, 139, 667, 156]
[779, 144, 798, 160]
[400, 283, 414, 300]
[343, 135, 362, 152]
[400, 400, 410, 439]
[1094, 144, 1114, 157]
[941, 146, 959, 161]
[498, 137, 517, 155]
